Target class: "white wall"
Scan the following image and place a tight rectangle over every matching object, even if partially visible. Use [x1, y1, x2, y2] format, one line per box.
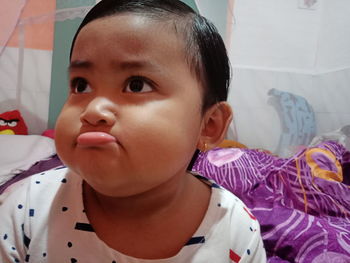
[197, 0, 350, 156]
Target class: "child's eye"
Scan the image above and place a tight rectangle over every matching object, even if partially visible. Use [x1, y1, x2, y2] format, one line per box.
[124, 77, 153, 93]
[70, 77, 92, 94]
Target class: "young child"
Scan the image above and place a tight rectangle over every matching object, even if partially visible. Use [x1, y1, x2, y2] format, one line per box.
[0, 0, 266, 262]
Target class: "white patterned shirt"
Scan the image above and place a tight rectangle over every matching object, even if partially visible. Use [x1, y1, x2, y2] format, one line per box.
[0, 167, 266, 263]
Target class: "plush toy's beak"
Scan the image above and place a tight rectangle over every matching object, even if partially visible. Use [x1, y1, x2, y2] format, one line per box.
[0, 129, 15, 135]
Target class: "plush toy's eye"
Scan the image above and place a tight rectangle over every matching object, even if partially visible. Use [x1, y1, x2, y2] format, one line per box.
[8, 120, 18, 127]
[0, 120, 6, 126]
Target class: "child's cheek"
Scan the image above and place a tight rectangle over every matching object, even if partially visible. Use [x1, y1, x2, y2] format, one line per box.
[55, 108, 79, 155]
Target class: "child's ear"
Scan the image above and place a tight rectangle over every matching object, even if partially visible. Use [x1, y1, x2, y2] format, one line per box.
[197, 102, 233, 151]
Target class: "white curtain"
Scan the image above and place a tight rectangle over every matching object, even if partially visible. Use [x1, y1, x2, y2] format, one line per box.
[0, 1, 91, 135]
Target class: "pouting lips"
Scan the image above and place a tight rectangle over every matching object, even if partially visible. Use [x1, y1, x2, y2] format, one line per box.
[77, 132, 117, 147]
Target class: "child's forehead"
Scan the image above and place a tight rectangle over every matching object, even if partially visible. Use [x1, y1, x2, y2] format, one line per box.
[89, 12, 182, 32]
[74, 14, 187, 55]
[72, 14, 189, 67]
[71, 12, 202, 85]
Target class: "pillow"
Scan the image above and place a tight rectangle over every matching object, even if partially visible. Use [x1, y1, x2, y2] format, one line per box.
[0, 135, 56, 185]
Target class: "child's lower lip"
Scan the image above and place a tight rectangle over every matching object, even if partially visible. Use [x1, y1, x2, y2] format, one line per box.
[77, 132, 117, 147]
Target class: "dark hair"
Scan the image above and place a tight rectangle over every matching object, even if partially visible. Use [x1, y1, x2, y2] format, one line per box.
[70, 0, 230, 111]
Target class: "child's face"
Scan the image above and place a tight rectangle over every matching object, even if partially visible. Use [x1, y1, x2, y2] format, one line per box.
[55, 14, 205, 197]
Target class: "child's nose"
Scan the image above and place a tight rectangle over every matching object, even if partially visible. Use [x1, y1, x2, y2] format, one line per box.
[80, 97, 117, 126]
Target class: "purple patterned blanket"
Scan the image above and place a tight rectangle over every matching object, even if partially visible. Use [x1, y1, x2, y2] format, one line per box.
[193, 141, 350, 262]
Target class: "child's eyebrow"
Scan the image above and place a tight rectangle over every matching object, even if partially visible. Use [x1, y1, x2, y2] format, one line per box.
[68, 60, 92, 72]
[68, 60, 161, 73]
[114, 60, 161, 72]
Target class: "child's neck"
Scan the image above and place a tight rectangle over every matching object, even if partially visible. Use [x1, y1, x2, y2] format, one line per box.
[83, 171, 193, 218]
[82, 171, 211, 259]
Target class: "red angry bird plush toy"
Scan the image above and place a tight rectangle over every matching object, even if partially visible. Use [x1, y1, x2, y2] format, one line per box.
[0, 110, 28, 135]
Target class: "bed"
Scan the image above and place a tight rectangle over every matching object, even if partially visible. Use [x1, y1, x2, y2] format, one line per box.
[1, 137, 350, 262]
[194, 140, 350, 262]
